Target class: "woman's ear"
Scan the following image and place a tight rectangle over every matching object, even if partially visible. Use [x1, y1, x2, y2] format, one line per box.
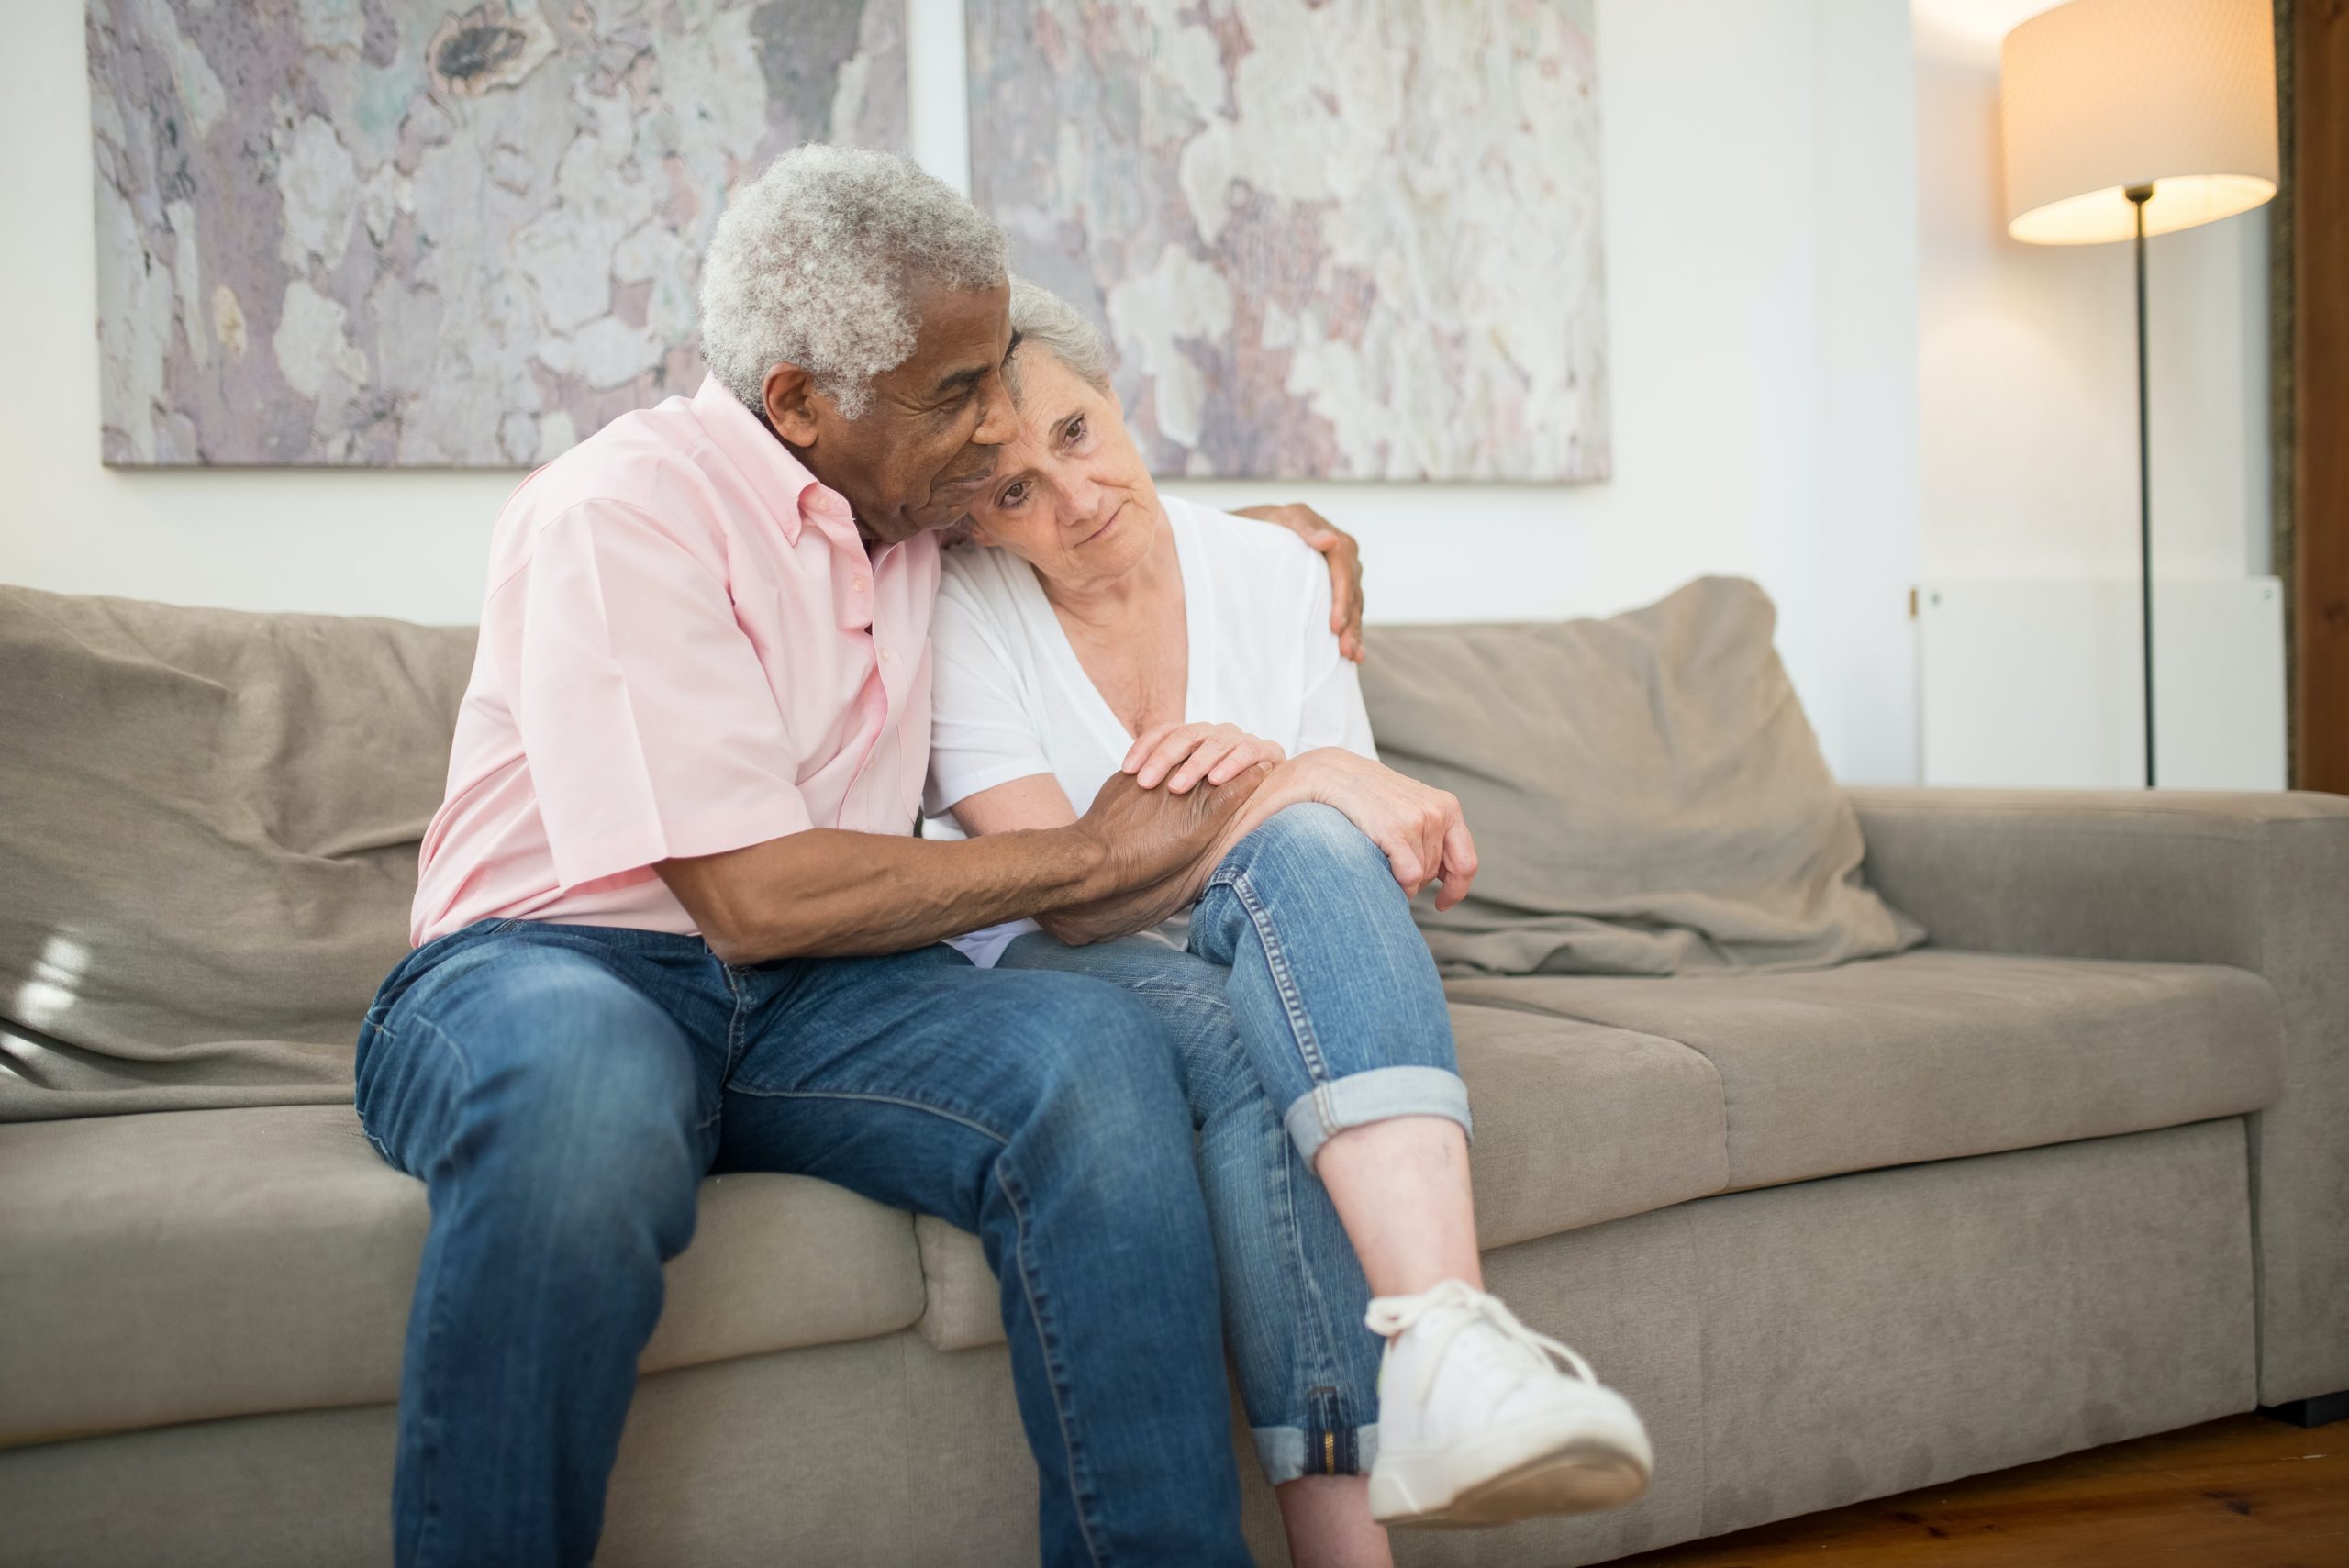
[941, 515, 1001, 550]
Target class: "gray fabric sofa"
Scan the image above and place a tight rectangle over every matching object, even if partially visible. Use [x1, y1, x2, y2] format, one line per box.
[4, 584, 2343, 1567]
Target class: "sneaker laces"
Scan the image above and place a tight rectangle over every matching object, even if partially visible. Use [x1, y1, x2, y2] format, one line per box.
[1364, 1279, 1597, 1404]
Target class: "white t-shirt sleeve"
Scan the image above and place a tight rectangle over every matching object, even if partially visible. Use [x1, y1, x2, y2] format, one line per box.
[1287, 542, 1379, 762]
[924, 565, 1057, 817]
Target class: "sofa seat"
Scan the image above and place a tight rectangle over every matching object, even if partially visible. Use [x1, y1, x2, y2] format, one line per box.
[912, 952, 2288, 1352]
[1445, 949, 2287, 1192]
[0, 1104, 926, 1449]
[910, 1001, 1733, 1351]
[4, 950, 2290, 1440]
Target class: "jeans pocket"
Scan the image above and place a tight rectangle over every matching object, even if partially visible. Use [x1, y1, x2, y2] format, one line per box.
[353, 1005, 390, 1084]
[351, 1016, 386, 1153]
[365, 918, 516, 1037]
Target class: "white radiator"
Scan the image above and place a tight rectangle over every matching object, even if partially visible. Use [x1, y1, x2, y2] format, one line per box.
[1919, 576, 2286, 790]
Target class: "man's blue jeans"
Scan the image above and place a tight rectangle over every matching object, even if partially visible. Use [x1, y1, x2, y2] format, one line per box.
[1000, 804, 1472, 1486]
[354, 925, 1252, 1568]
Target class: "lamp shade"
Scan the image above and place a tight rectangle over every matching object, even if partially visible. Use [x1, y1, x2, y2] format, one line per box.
[2000, 0, 2277, 245]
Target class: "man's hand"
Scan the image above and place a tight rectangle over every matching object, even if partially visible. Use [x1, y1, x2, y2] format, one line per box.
[1121, 721, 1286, 792]
[658, 761, 1269, 962]
[1041, 763, 1273, 943]
[1228, 750, 1479, 910]
[1233, 503, 1365, 662]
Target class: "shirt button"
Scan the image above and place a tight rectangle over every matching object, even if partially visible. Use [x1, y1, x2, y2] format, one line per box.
[879, 645, 895, 664]
[852, 575, 869, 593]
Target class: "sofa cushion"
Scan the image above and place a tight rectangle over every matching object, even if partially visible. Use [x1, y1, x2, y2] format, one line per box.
[0, 586, 476, 1122]
[1358, 577, 1923, 977]
[1446, 949, 2286, 1191]
[0, 1104, 925, 1447]
[912, 1000, 1733, 1351]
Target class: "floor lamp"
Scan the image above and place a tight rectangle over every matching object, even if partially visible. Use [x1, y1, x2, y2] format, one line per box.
[1998, 0, 2278, 787]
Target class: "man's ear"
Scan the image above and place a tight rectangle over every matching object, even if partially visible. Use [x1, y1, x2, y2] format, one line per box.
[762, 362, 826, 446]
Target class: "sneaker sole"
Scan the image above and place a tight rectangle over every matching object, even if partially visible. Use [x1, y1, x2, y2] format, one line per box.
[1370, 1414, 1653, 1528]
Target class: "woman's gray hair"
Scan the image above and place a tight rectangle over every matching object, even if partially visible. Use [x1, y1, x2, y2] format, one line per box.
[1008, 278, 1114, 396]
[698, 145, 1008, 419]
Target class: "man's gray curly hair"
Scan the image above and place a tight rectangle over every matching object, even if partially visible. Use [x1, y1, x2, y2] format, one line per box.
[1008, 278, 1114, 396]
[698, 145, 1008, 419]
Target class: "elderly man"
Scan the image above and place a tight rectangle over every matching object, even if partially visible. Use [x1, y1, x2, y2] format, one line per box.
[360, 146, 1359, 1568]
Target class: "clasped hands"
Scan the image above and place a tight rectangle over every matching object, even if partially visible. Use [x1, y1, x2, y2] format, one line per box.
[1038, 721, 1479, 946]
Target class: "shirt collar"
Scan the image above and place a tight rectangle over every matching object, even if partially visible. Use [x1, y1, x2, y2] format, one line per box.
[691, 375, 858, 549]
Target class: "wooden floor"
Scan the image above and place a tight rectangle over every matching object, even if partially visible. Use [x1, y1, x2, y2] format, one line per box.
[1612, 1414, 2347, 1567]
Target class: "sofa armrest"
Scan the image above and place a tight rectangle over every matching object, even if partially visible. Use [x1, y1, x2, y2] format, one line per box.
[1847, 787, 2349, 1406]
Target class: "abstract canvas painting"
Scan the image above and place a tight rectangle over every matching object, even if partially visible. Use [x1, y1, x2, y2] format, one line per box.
[969, 0, 1609, 482]
[87, 1, 907, 466]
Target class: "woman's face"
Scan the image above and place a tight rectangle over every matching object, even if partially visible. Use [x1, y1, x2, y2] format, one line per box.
[963, 347, 1161, 590]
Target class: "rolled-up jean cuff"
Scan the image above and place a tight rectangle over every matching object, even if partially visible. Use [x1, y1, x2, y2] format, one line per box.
[1252, 1423, 1383, 1485]
[1280, 1065, 1473, 1165]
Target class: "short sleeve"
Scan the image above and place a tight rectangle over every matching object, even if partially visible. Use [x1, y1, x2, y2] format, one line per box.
[925, 565, 1057, 816]
[1289, 544, 1379, 762]
[507, 501, 812, 888]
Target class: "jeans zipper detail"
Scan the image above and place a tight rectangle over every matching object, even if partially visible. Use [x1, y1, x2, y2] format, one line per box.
[1307, 1385, 1353, 1475]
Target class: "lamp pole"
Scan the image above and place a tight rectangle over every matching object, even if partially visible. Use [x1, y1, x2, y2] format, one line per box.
[2129, 182, 2154, 789]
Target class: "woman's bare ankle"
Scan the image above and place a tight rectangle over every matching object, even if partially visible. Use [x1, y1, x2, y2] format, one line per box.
[1314, 1117, 1484, 1295]
[1275, 1474, 1393, 1568]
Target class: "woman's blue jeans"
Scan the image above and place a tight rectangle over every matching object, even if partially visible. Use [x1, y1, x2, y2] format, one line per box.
[999, 803, 1470, 1485]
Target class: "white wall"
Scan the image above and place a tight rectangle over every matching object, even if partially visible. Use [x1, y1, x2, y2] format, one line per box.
[0, 0, 1925, 784]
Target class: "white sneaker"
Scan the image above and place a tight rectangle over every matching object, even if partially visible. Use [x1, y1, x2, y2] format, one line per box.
[1364, 1279, 1654, 1528]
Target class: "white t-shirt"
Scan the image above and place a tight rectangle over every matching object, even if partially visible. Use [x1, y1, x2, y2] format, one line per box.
[924, 495, 1377, 965]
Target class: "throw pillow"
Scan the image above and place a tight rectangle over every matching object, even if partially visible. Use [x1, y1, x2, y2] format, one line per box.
[1358, 575, 1924, 975]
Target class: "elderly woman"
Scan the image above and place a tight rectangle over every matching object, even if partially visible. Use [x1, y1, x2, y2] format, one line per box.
[923, 284, 1655, 1566]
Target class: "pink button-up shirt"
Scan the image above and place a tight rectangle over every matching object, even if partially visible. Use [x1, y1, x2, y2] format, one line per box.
[410, 377, 939, 947]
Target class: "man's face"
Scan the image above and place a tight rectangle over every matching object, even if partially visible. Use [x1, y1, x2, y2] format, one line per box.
[767, 278, 1018, 546]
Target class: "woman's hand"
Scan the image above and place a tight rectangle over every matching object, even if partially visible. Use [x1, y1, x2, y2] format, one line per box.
[1122, 722, 1287, 794]
[1231, 503, 1365, 662]
[1241, 750, 1479, 910]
